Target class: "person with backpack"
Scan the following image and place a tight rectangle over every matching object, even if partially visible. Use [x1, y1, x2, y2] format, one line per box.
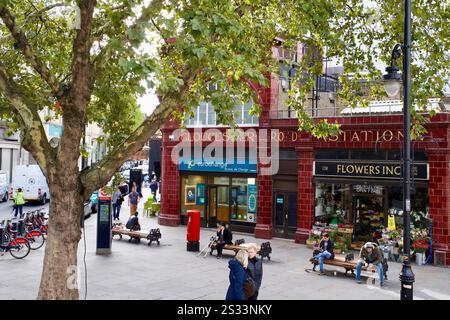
[13, 188, 25, 218]
[112, 187, 123, 221]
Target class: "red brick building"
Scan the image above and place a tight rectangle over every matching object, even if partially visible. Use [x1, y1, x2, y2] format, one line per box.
[158, 48, 450, 265]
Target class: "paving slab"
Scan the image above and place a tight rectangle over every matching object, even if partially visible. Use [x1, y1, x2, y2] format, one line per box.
[1, 187, 449, 300]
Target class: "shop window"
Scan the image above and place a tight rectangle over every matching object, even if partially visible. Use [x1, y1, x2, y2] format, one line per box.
[387, 150, 428, 161]
[315, 150, 349, 160]
[314, 182, 429, 244]
[180, 174, 206, 218]
[231, 178, 256, 223]
[279, 149, 297, 160]
[350, 150, 385, 160]
[315, 183, 351, 222]
[217, 186, 229, 222]
[213, 177, 229, 185]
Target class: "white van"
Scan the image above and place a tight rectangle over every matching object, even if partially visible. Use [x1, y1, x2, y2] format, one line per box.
[0, 171, 9, 202]
[11, 165, 50, 204]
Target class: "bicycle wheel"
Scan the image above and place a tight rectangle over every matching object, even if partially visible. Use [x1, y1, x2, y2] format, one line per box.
[40, 225, 48, 240]
[25, 230, 45, 250]
[9, 237, 31, 259]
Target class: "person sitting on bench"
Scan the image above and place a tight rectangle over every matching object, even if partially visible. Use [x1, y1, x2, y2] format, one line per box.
[216, 222, 233, 259]
[126, 212, 141, 231]
[356, 242, 384, 286]
[311, 233, 334, 275]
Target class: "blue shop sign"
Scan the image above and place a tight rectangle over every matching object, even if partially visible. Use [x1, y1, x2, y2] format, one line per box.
[179, 159, 257, 173]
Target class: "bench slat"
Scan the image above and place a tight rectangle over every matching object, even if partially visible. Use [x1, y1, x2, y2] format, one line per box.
[311, 258, 368, 270]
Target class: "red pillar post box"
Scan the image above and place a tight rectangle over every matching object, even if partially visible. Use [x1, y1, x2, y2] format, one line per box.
[186, 210, 200, 251]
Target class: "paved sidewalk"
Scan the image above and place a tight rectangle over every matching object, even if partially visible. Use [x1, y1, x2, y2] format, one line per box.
[0, 187, 449, 300]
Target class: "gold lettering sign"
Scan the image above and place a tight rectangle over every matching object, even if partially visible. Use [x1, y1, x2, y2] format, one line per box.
[276, 129, 404, 143]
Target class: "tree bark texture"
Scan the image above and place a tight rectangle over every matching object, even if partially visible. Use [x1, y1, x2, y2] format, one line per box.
[37, 177, 84, 300]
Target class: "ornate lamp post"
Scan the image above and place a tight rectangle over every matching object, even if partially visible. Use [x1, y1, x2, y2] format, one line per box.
[382, 0, 415, 300]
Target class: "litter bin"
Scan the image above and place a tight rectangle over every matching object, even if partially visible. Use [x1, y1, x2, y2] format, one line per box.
[186, 210, 200, 251]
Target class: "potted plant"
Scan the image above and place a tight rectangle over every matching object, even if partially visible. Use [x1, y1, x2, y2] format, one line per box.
[306, 230, 321, 249]
[412, 239, 429, 266]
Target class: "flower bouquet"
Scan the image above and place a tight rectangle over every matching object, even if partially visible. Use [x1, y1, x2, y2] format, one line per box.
[412, 239, 429, 254]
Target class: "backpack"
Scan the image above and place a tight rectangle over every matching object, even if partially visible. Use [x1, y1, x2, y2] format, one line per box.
[243, 276, 257, 299]
[126, 216, 138, 230]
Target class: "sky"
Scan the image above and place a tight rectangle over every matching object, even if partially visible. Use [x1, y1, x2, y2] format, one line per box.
[138, 88, 159, 116]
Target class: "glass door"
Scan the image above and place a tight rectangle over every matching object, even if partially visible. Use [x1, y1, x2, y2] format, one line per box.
[273, 192, 297, 238]
[207, 187, 217, 228]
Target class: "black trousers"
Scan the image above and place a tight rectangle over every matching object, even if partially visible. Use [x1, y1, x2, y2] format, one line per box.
[216, 241, 225, 256]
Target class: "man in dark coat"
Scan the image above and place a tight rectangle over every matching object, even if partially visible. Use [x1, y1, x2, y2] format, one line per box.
[311, 233, 335, 275]
[223, 223, 233, 245]
[216, 223, 234, 258]
[246, 243, 263, 300]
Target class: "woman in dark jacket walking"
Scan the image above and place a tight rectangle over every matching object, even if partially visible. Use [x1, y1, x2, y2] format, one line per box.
[225, 250, 248, 300]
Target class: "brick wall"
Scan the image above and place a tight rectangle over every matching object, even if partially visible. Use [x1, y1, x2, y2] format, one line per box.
[158, 144, 180, 226]
[295, 146, 314, 243]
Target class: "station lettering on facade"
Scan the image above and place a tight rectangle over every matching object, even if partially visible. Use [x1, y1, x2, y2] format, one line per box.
[272, 129, 404, 143]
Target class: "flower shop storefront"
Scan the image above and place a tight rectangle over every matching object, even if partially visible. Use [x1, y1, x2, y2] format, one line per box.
[313, 151, 429, 244]
[160, 113, 450, 265]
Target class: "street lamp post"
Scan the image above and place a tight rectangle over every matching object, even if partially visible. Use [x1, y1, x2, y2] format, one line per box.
[382, 0, 415, 300]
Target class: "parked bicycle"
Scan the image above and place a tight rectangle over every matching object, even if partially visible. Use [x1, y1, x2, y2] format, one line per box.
[23, 209, 48, 240]
[3, 218, 45, 250]
[0, 223, 30, 259]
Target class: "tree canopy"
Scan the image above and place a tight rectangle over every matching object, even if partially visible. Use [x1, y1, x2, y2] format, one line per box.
[1, 0, 449, 151]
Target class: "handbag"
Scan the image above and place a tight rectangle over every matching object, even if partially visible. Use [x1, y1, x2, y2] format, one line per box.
[243, 277, 257, 299]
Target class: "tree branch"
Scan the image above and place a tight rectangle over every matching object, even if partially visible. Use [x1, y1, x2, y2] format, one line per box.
[69, 0, 97, 104]
[0, 65, 54, 175]
[56, 0, 97, 173]
[0, 4, 63, 98]
[91, 0, 164, 82]
[80, 66, 200, 198]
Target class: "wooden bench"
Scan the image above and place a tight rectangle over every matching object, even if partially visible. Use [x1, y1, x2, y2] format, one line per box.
[209, 239, 272, 260]
[310, 254, 388, 279]
[112, 225, 161, 246]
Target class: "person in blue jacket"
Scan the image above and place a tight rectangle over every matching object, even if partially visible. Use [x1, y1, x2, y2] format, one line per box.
[226, 250, 248, 300]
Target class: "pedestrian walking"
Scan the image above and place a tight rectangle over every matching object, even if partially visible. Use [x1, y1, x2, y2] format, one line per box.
[112, 187, 123, 221]
[149, 179, 158, 196]
[13, 188, 25, 218]
[128, 186, 140, 216]
[246, 243, 263, 300]
[225, 250, 248, 301]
